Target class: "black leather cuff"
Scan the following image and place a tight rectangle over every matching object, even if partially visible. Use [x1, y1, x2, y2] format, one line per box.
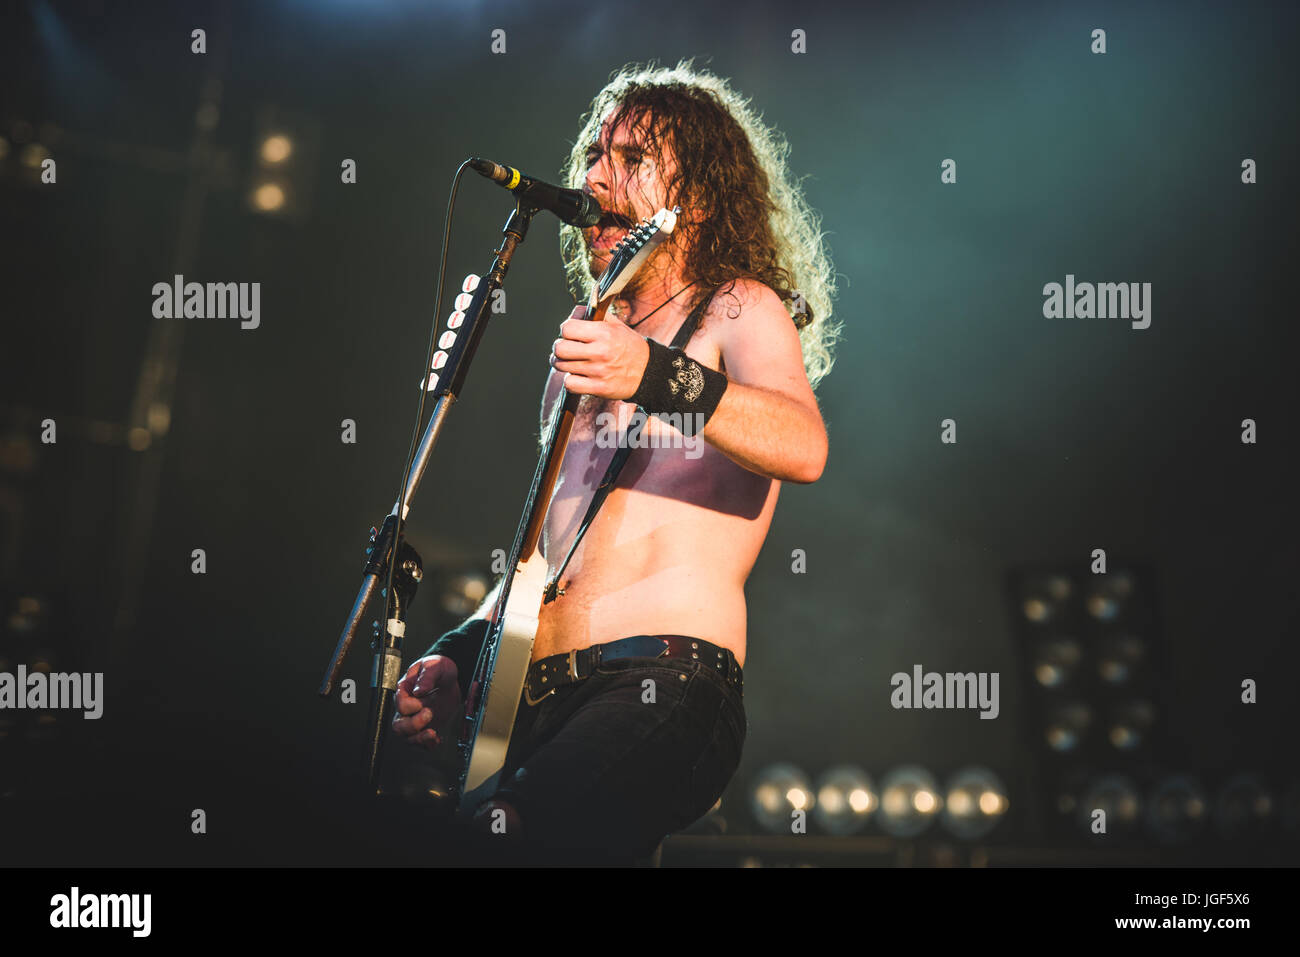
[628, 338, 728, 425]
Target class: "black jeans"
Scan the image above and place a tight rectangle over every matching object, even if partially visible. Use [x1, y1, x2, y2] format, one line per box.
[487, 645, 747, 863]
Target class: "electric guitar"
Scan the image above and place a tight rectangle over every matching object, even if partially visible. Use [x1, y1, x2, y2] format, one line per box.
[454, 206, 680, 813]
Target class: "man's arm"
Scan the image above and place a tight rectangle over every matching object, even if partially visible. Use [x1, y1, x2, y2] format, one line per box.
[697, 280, 827, 484]
[553, 281, 827, 484]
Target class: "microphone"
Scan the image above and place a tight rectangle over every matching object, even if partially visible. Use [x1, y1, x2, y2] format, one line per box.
[469, 157, 603, 228]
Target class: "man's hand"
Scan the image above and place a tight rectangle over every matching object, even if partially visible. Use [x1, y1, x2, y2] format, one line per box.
[550, 305, 650, 400]
[392, 654, 462, 751]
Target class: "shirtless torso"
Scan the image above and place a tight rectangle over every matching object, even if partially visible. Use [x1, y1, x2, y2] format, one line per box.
[532, 297, 778, 669]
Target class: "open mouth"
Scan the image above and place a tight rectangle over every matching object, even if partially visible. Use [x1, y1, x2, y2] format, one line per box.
[590, 210, 636, 251]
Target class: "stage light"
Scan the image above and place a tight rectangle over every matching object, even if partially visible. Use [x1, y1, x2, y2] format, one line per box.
[941, 767, 1009, 840]
[749, 763, 814, 834]
[1012, 563, 1168, 844]
[1213, 774, 1275, 842]
[251, 181, 286, 212]
[246, 106, 319, 221]
[1085, 571, 1134, 622]
[1145, 775, 1209, 845]
[260, 133, 293, 165]
[812, 766, 876, 835]
[20, 143, 48, 169]
[1079, 773, 1142, 835]
[1043, 700, 1092, 752]
[7, 596, 45, 634]
[1105, 699, 1155, 751]
[877, 765, 941, 838]
[146, 401, 171, 437]
[1095, 633, 1145, 685]
[439, 571, 491, 618]
[1032, 635, 1082, 689]
[1020, 574, 1073, 625]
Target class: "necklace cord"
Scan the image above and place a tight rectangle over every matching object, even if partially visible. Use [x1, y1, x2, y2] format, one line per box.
[623, 279, 699, 330]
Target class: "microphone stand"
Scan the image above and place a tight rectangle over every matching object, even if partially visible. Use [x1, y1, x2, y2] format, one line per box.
[319, 198, 540, 791]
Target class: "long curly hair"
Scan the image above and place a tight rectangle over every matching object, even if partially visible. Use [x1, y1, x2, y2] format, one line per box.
[559, 60, 839, 388]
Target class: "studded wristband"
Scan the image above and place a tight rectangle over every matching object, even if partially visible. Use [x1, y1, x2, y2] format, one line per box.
[628, 338, 728, 425]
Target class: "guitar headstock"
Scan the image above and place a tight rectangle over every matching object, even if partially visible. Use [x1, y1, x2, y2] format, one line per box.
[593, 206, 680, 305]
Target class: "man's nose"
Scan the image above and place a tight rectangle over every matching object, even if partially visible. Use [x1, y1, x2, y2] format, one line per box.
[585, 156, 613, 203]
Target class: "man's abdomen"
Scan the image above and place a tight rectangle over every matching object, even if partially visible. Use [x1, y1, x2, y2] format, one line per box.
[533, 453, 779, 667]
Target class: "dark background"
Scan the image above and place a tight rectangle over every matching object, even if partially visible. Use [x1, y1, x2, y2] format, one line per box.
[0, 0, 1296, 865]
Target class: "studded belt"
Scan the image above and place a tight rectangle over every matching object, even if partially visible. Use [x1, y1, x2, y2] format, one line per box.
[523, 634, 743, 705]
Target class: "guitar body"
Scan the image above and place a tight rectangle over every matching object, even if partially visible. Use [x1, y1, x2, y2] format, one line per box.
[453, 206, 679, 816]
[458, 548, 548, 810]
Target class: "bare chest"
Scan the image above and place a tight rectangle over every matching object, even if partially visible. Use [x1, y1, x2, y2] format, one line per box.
[545, 396, 711, 547]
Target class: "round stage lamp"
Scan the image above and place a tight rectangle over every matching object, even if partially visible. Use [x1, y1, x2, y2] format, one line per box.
[941, 767, 1009, 840]
[749, 763, 814, 834]
[1032, 635, 1082, 689]
[813, 766, 876, 835]
[1078, 774, 1142, 836]
[1214, 774, 1275, 842]
[1095, 633, 1146, 685]
[1020, 574, 1073, 625]
[877, 765, 942, 839]
[1105, 698, 1156, 751]
[1145, 775, 1209, 845]
[1043, 700, 1092, 753]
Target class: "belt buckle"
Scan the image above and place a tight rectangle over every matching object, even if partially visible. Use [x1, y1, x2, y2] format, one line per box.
[524, 676, 554, 707]
[568, 648, 581, 680]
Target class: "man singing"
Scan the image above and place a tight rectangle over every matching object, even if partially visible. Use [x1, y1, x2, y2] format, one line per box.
[391, 60, 838, 863]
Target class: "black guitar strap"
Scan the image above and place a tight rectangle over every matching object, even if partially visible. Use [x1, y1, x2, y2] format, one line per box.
[542, 287, 719, 603]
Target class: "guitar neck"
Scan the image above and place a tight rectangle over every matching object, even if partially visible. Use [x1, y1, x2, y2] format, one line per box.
[490, 298, 610, 621]
[519, 396, 576, 560]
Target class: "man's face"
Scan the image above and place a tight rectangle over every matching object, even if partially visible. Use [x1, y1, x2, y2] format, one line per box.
[581, 110, 678, 281]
